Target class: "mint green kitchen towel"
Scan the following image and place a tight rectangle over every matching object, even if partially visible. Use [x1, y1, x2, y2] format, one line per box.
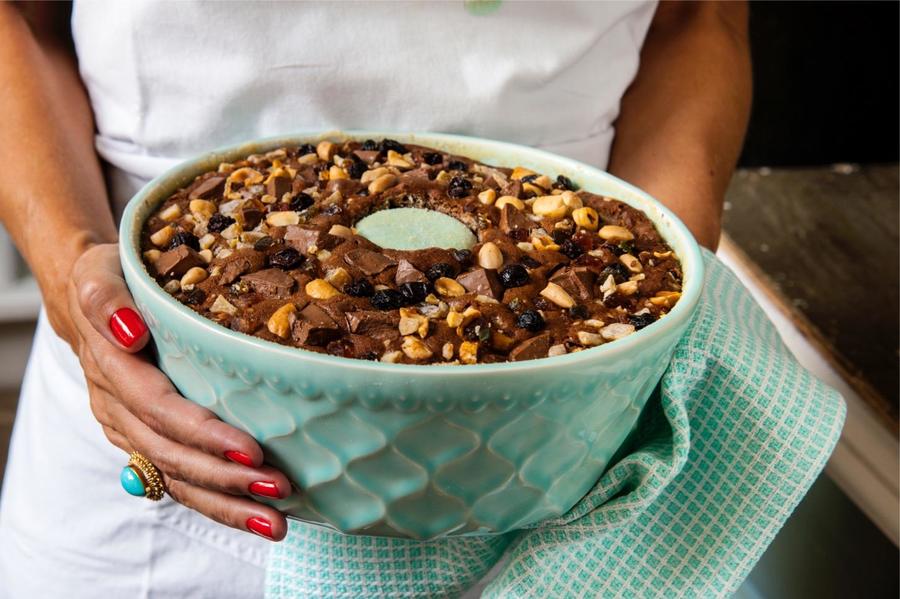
[265, 251, 846, 598]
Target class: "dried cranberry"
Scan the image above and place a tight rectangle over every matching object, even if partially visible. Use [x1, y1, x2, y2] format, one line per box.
[560, 239, 583, 259]
[297, 143, 316, 156]
[360, 139, 378, 151]
[169, 231, 200, 251]
[269, 247, 303, 270]
[556, 174, 578, 191]
[423, 152, 443, 165]
[516, 310, 545, 332]
[499, 264, 529, 288]
[344, 279, 374, 297]
[183, 288, 206, 306]
[370, 289, 405, 310]
[426, 262, 455, 281]
[380, 139, 408, 154]
[568, 305, 589, 320]
[290, 192, 314, 212]
[599, 263, 630, 284]
[447, 160, 467, 172]
[399, 282, 430, 304]
[207, 213, 235, 233]
[452, 248, 473, 267]
[629, 313, 657, 330]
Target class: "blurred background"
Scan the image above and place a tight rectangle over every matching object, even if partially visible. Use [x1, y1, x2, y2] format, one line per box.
[0, 2, 897, 597]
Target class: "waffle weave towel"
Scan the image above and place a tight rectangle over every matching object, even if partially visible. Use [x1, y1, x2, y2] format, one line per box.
[265, 251, 845, 598]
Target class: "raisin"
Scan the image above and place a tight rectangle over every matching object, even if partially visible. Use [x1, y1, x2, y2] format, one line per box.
[447, 176, 472, 199]
[346, 158, 367, 179]
[521, 256, 541, 269]
[516, 310, 545, 332]
[560, 239, 583, 259]
[399, 282, 430, 304]
[322, 203, 342, 216]
[253, 236, 275, 251]
[556, 174, 578, 191]
[183, 288, 206, 306]
[499, 264, 529, 288]
[520, 174, 538, 184]
[507, 228, 530, 242]
[207, 213, 235, 233]
[169, 231, 200, 251]
[599, 263, 630, 284]
[290, 192, 314, 212]
[370, 289, 405, 310]
[551, 229, 572, 244]
[344, 279, 374, 297]
[629, 313, 657, 330]
[380, 139, 408, 154]
[447, 160, 467, 172]
[462, 318, 487, 342]
[297, 143, 316, 156]
[426, 262, 455, 281]
[423, 152, 443, 165]
[269, 247, 303, 270]
[451, 248, 473, 267]
[360, 139, 378, 151]
[568, 305, 589, 320]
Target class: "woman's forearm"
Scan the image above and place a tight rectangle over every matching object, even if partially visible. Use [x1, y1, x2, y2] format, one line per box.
[0, 4, 116, 339]
[609, 1, 752, 250]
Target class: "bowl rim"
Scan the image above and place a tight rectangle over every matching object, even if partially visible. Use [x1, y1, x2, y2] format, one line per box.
[120, 130, 705, 376]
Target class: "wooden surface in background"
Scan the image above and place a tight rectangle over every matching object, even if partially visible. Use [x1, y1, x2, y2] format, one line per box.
[723, 164, 899, 428]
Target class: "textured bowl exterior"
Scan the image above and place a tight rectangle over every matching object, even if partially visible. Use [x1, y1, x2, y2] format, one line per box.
[120, 131, 704, 540]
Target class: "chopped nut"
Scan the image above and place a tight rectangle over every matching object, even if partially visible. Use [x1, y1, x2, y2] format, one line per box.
[600, 274, 617, 297]
[516, 242, 535, 252]
[266, 211, 300, 227]
[328, 165, 348, 180]
[577, 331, 604, 346]
[598, 225, 634, 243]
[159, 203, 182, 222]
[459, 341, 479, 364]
[584, 319, 605, 329]
[226, 167, 264, 188]
[198, 249, 213, 263]
[387, 150, 413, 169]
[180, 266, 208, 287]
[381, 350, 402, 363]
[617, 281, 639, 296]
[477, 242, 503, 269]
[434, 170, 451, 184]
[305, 279, 341, 300]
[531, 234, 560, 252]
[653, 250, 674, 259]
[399, 308, 430, 338]
[189, 199, 216, 220]
[477, 189, 497, 205]
[297, 152, 319, 165]
[548, 343, 567, 357]
[522, 182, 545, 197]
[150, 225, 175, 247]
[619, 253, 643, 273]
[143, 249, 161, 263]
[324, 267, 351, 289]
[442, 342, 454, 360]
[560, 191, 582, 210]
[360, 166, 389, 184]
[572, 207, 599, 230]
[600, 323, 636, 341]
[402, 336, 434, 360]
[490, 331, 515, 351]
[316, 140, 337, 162]
[210, 295, 238, 315]
[328, 224, 354, 238]
[446, 310, 464, 328]
[649, 291, 681, 308]
[458, 306, 481, 329]
[475, 294, 499, 304]
[540, 282, 576, 308]
[267, 303, 297, 339]
[434, 277, 466, 297]
[495, 196, 525, 211]
[531, 195, 567, 219]
[511, 166, 535, 181]
[368, 173, 398, 194]
[163, 279, 181, 294]
[198, 233, 216, 250]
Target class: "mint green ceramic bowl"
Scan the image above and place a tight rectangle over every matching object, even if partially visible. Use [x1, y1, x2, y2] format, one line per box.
[120, 131, 704, 540]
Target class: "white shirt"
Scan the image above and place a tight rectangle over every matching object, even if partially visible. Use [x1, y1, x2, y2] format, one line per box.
[0, 2, 656, 596]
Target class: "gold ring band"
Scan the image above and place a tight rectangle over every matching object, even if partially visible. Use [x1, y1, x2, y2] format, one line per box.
[128, 451, 165, 501]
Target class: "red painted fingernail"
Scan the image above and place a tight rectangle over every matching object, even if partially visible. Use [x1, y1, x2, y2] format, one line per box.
[246, 516, 274, 539]
[225, 451, 255, 467]
[110, 308, 147, 348]
[249, 481, 282, 498]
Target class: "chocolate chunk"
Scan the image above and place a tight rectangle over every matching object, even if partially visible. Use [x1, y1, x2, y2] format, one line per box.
[284, 226, 340, 253]
[241, 268, 295, 297]
[509, 333, 551, 362]
[500, 179, 522, 199]
[344, 249, 397, 276]
[353, 150, 380, 165]
[345, 310, 399, 334]
[395, 260, 427, 285]
[550, 267, 596, 301]
[499, 205, 531, 235]
[219, 249, 266, 285]
[238, 200, 265, 230]
[155, 245, 203, 278]
[456, 268, 503, 299]
[266, 175, 292, 201]
[346, 334, 385, 359]
[293, 304, 341, 346]
[188, 176, 225, 200]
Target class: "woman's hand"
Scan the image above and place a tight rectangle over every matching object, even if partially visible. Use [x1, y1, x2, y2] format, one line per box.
[65, 243, 290, 541]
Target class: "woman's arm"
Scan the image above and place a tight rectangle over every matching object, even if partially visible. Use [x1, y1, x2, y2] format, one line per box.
[608, 0, 752, 250]
[0, 3, 289, 540]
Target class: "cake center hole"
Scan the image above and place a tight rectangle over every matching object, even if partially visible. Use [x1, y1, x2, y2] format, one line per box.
[354, 208, 477, 251]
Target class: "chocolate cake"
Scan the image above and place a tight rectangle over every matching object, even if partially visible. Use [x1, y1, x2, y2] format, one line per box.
[140, 139, 683, 364]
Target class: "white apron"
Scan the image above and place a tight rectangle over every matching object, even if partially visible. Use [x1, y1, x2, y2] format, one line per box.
[0, 2, 656, 596]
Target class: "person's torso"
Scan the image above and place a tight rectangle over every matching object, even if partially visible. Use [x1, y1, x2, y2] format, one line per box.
[72, 0, 656, 209]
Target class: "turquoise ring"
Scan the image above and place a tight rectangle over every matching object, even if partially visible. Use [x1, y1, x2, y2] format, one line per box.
[120, 452, 165, 501]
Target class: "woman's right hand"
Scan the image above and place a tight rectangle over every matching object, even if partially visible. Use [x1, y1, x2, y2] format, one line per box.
[59, 242, 291, 541]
